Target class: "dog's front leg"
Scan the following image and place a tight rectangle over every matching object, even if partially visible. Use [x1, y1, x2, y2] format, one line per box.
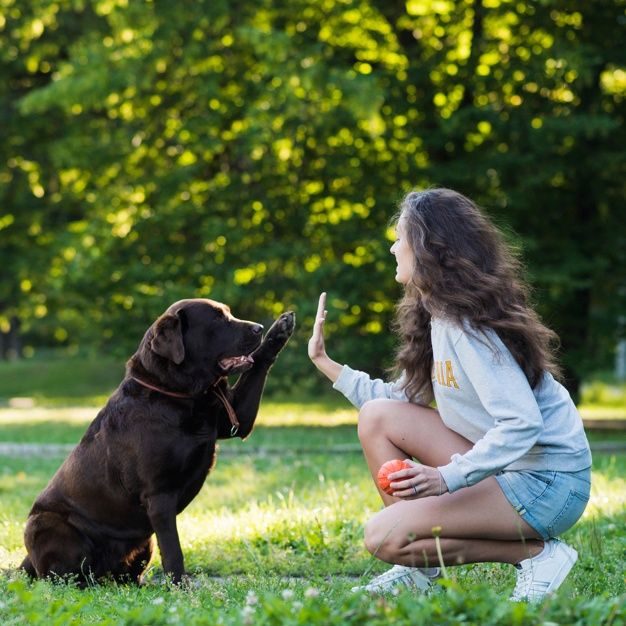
[145, 493, 184, 583]
[220, 311, 295, 439]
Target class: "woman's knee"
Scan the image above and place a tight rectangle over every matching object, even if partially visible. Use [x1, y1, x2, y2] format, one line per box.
[363, 512, 412, 562]
[357, 399, 393, 442]
[364, 516, 393, 560]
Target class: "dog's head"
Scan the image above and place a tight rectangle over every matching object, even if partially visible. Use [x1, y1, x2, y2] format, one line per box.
[136, 299, 263, 393]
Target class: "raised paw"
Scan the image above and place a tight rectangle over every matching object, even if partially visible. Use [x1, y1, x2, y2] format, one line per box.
[266, 311, 295, 344]
[254, 311, 295, 360]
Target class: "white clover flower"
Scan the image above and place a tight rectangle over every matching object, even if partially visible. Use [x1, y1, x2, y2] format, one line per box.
[245, 591, 259, 605]
[241, 605, 255, 625]
[281, 589, 295, 600]
[152, 596, 165, 605]
[304, 587, 320, 598]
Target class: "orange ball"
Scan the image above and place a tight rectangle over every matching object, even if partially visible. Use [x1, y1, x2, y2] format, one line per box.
[377, 459, 412, 495]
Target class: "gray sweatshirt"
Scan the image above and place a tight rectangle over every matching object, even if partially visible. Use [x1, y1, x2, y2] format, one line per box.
[333, 316, 592, 493]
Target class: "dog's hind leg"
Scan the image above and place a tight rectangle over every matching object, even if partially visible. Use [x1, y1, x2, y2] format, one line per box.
[114, 536, 155, 585]
[24, 512, 96, 586]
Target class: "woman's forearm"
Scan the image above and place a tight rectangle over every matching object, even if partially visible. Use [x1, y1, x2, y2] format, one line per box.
[312, 355, 343, 383]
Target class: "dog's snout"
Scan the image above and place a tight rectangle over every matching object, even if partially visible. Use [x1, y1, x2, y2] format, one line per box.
[251, 324, 264, 335]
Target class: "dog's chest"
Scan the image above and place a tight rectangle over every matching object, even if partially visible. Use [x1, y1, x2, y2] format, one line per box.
[183, 396, 223, 434]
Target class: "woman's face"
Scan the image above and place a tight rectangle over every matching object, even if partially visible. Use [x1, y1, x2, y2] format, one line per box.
[390, 215, 414, 285]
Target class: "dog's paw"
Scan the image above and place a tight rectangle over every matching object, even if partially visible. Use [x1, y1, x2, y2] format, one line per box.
[267, 310, 295, 343]
[256, 311, 295, 358]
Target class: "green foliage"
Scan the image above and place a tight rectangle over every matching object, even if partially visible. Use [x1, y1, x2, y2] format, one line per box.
[1, 0, 625, 397]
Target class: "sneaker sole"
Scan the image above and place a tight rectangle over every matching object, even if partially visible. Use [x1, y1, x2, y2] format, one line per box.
[351, 568, 441, 594]
[351, 576, 435, 594]
[546, 545, 578, 595]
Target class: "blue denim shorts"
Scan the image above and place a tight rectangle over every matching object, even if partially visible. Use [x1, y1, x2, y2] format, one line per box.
[495, 467, 591, 540]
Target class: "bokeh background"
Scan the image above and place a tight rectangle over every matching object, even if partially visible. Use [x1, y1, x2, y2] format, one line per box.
[1, 0, 625, 401]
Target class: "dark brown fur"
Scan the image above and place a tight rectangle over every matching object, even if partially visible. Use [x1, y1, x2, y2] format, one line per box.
[21, 298, 295, 585]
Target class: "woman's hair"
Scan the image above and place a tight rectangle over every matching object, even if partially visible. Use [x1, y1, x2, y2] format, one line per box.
[392, 188, 561, 400]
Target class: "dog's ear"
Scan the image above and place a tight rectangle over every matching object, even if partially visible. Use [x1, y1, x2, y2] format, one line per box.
[151, 313, 185, 364]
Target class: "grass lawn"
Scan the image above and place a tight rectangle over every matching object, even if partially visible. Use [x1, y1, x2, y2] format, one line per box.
[1, 402, 625, 624]
[0, 356, 624, 623]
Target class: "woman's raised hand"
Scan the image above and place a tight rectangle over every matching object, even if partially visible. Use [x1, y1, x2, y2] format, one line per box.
[308, 292, 328, 362]
[308, 292, 342, 383]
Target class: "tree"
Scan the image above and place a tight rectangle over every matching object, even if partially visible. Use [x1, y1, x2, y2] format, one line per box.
[2, 0, 624, 399]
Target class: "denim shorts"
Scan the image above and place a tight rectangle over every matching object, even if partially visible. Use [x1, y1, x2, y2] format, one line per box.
[495, 467, 591, 540]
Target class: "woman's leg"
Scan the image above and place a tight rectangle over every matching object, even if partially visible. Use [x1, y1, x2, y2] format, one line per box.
[357, 398, 474, 505]
[357, 399, 543, 566]
[364, 476, 543, 567]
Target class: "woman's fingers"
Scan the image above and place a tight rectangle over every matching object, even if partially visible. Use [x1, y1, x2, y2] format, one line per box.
[308, 292, 328, 360]
[312, 293, 327, 341]
[315, 292, 327, 325]
[388, 468, 416, 482]
[389, 464, 443, 498]
[389, 468, 417, 494]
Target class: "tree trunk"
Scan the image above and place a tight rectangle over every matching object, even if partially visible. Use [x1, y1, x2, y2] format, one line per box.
[4, 316, 22, 360]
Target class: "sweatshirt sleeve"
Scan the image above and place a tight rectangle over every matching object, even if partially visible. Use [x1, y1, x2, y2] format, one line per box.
[437, 328, 544, 493]
[332, 364, 430, 409]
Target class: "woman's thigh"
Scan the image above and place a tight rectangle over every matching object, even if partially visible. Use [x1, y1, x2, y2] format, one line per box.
[365, 474, 541, 555]
[358, 399, 473, 467]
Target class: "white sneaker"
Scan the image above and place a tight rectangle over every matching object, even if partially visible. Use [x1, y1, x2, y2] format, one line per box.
[351, 564, 441, 594]
[510, 539, 578, 602]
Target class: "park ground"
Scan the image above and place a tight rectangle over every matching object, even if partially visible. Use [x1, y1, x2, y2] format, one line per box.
[0, 356, 624, 624]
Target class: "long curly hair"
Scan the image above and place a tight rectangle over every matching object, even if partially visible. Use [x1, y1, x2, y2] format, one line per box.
[392, 188, 561, 400]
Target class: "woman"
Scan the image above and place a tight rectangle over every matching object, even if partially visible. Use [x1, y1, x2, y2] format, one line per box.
[308, 188, 591, 602]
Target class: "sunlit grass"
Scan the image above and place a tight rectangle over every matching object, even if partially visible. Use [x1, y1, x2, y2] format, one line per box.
[1, 399, 624, 606]
[1, 445, 624, 597]
[0, 402, 360, 446]
[578, 405, 626, 420]
[583, 456, 626, 517]
[1, 401, 625, 448]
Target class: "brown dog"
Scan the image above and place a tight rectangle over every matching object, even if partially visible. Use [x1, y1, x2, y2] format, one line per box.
[21, 299, 295, 585]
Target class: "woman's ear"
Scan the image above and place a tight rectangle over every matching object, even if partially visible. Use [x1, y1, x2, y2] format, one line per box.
[151, 313, 185, 364]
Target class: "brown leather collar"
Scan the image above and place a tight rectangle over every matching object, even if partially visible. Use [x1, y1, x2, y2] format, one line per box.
[130, 376, 240, 436]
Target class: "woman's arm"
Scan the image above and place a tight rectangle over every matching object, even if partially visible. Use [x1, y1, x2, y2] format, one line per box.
[308, 293, 431, 408]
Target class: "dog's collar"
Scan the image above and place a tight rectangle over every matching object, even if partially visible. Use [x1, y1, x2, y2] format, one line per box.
[130, 376, 240, 437]
[130, 376, 191, 399]
[210, 378, 240, 437]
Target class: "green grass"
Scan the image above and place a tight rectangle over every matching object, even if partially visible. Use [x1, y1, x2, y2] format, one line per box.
[1, 403, 624, 448]
[0, 354, 124, 407]
[1, 407, 625, 624]
[1, 354, 626, 418]
[0, 357, 624, 623]
[0, 444, 624, 624]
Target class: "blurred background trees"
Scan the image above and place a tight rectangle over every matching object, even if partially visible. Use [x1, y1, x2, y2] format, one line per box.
[1, 0, 624, 400]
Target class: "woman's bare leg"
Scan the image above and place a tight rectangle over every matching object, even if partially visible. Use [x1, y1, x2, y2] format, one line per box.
[357, 399, 543, 567]
[357, 398, 474, 505]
